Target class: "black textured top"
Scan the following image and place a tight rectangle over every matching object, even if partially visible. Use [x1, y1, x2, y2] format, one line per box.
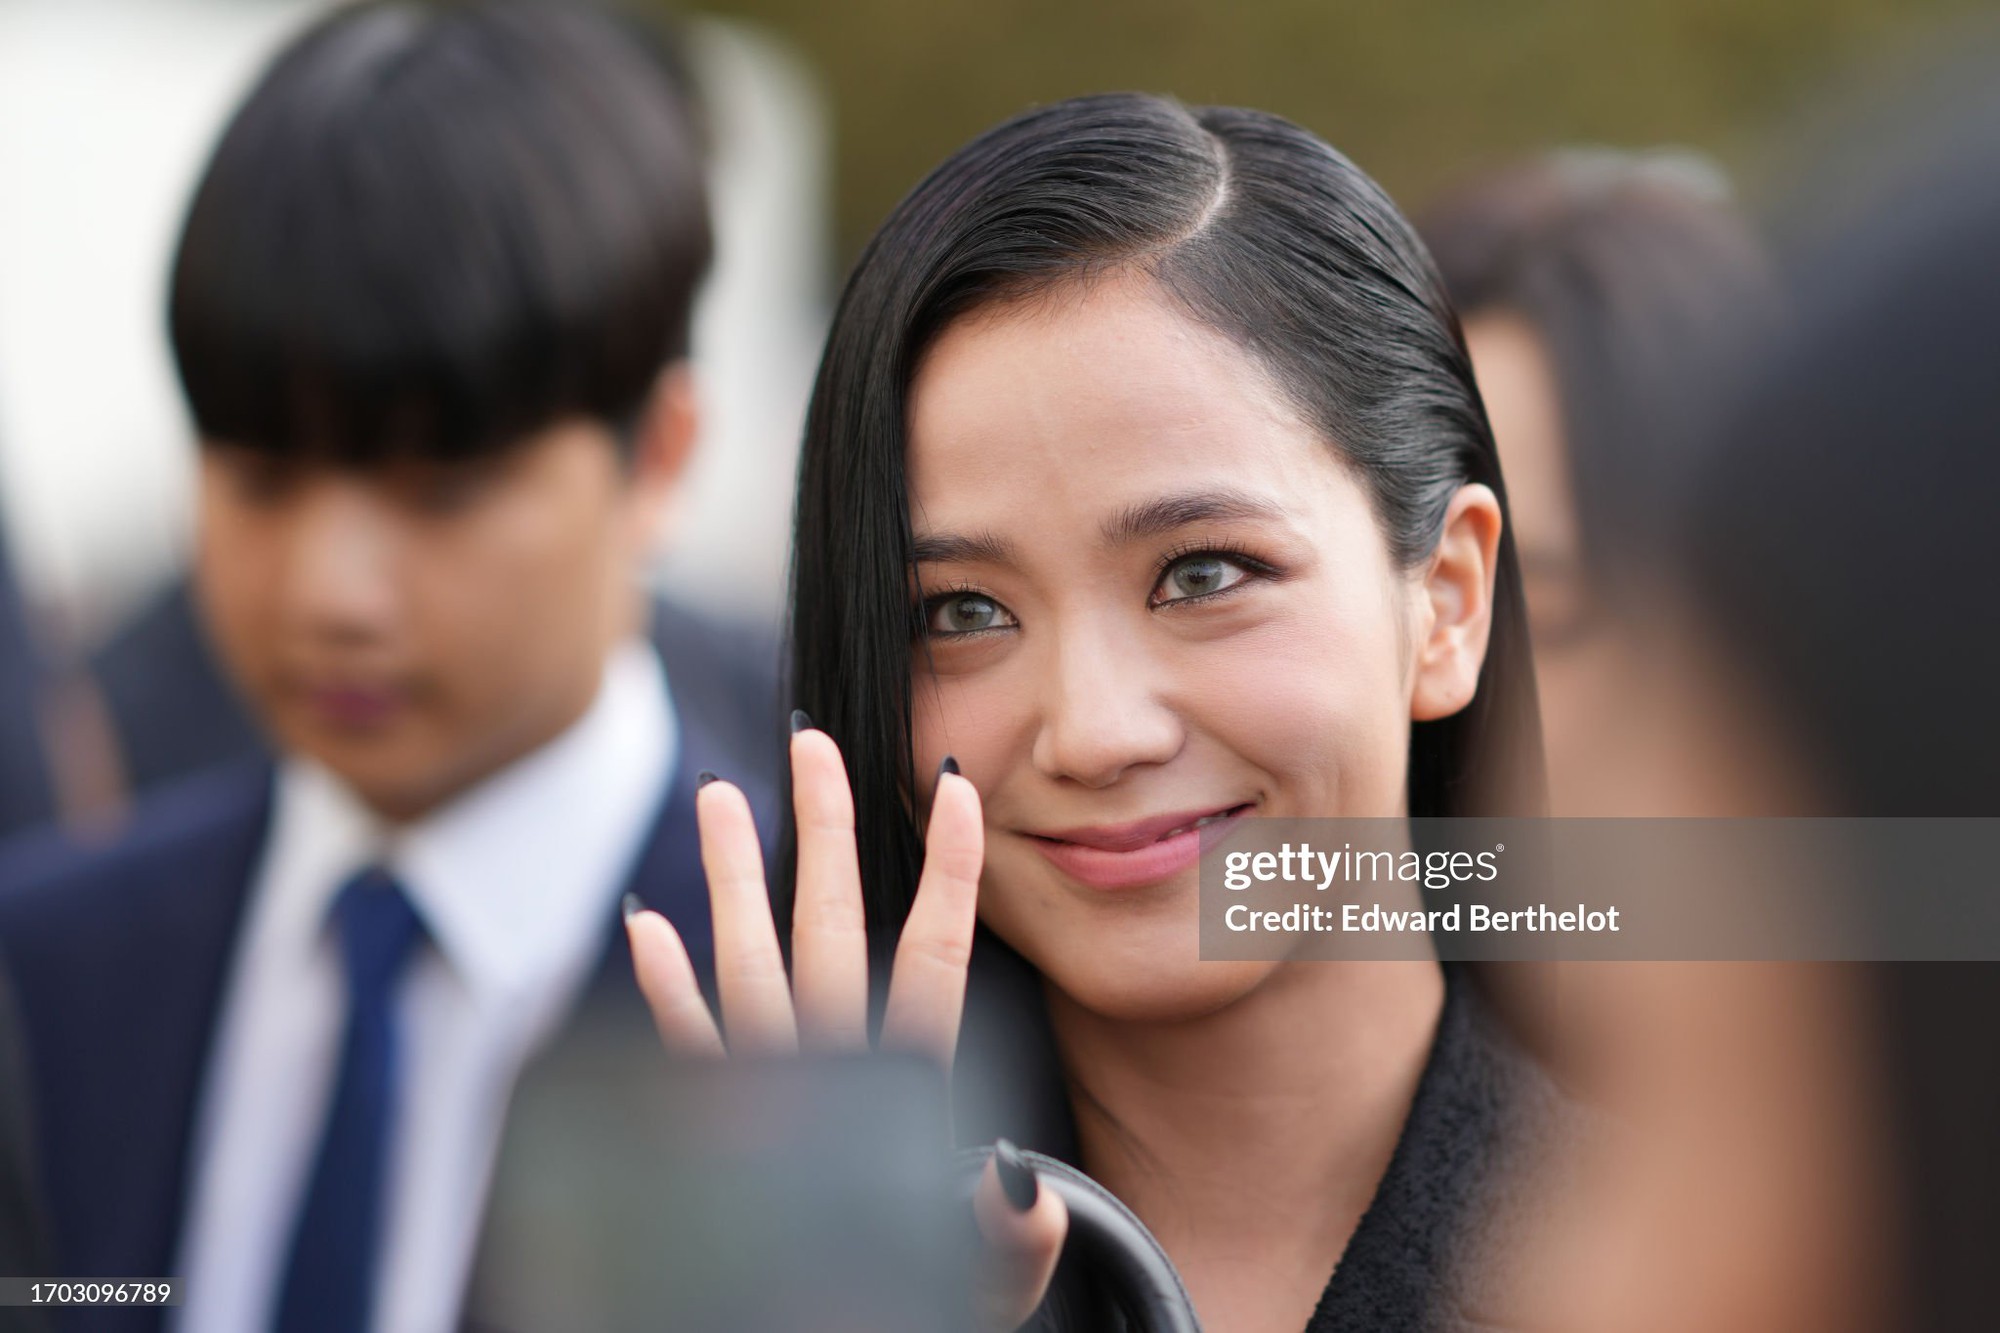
[1305, 966, 1572, 1332]
[958, 948, 1575, 1332]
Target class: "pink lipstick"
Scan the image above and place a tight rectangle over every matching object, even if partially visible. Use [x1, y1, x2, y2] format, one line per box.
[1026, 804, 1251, 891]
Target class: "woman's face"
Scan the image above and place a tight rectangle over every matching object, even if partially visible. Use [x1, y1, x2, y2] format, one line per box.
[905, 272, 1497, 1023]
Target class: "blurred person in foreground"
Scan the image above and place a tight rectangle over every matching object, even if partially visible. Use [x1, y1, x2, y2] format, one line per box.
[1470, 73, 2000, 1332]
[1417, 153, 1897, 1331]
[1660, 66, 2000, 1328]
[0, 3, 781, 1329]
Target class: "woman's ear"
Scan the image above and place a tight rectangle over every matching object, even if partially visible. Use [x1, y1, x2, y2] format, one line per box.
[1410, 483, 1504, 722]
[626, 362, 700, 552]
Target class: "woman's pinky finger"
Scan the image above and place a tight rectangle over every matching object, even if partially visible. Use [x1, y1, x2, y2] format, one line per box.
[625, 900, 726, 1058]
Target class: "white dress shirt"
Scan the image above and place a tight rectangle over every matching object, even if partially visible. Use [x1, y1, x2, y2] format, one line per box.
[171, 639, 678, 1333]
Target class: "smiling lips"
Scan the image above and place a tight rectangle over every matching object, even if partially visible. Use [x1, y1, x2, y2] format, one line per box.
[1026, 804, 1251, 891]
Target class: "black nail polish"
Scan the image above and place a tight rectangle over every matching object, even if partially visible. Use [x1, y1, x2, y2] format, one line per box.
[621, 892, 643, 922]
[790, 708, 813, 734]
[697, 770, 718, 788]
[938, 755, 960, 779]
[994, 1139, 1037, 1211]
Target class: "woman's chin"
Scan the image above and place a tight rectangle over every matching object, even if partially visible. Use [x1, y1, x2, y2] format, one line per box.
[1043, 952, 1283, 1026]
[983, 887, 1287, 1024]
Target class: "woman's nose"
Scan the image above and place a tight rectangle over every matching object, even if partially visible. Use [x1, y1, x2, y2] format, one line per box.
[1029, 625, 1185, 788]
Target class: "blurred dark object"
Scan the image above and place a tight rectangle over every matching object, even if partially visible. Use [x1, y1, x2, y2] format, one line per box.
[90, 576, 780, 803]
[0, 533, 54, 839]
[470, 1049, 960, 1332]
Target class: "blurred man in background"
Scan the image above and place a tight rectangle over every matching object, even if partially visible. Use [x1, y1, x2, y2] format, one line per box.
[1418, 151, 1893, 1333]
[1663, 66, 2000, 1324]
[0, 4, 779, 1330]
[1419, 150, 1773, 816]
[1425, 67, 2000, 1328]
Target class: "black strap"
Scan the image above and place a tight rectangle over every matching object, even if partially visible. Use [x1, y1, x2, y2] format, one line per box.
[956, 1145, 1203, 1332]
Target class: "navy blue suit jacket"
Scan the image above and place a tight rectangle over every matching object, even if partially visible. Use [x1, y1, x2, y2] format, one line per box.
[0, 659, 779, 1331]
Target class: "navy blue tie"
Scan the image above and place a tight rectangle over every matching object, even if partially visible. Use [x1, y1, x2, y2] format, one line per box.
[273, 867, 426, 1333]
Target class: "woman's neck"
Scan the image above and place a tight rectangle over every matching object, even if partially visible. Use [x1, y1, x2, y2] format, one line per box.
[1046, 960, 1445, 1332]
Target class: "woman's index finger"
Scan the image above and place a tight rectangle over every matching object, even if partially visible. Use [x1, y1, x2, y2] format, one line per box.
[883, 768, 985, 1069]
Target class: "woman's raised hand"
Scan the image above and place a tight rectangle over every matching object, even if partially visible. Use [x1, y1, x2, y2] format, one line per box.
[623, 717, 983, 1066]
[623, 718, 1066, 1329]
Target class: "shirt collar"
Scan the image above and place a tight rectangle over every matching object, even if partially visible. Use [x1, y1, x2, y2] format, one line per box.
[263, 639, 678, 1017]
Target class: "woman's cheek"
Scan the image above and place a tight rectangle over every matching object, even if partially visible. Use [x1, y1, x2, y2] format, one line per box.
[1178, 608, 1411, 818]
[909, 667, 1020, 789]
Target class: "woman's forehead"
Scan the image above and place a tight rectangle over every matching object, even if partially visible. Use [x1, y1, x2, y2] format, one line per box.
[906, 276, 1334, 515]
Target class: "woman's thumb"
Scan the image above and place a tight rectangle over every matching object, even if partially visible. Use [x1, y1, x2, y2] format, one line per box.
[972, 1139, 1069, 1331]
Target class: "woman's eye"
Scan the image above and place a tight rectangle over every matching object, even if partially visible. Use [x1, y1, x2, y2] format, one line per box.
[924, 591, 1017, 636]
[1152, 553, 1252, 606]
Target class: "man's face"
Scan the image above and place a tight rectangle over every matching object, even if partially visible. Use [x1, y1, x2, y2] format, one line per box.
[195, 420, 657, 822]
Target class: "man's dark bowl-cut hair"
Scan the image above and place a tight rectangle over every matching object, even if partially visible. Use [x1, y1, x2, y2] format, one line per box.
[169, 0, 712, 464]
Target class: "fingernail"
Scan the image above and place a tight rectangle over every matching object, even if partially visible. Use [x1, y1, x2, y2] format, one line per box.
[790, 708, 813, 734]
[621, 892, 644, 922]
[994, 1138, 1037, 1211]
[697, 770, 718, 788]
[938, 755, 960, 780]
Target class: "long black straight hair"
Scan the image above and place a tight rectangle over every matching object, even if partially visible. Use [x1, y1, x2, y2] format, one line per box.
[787, 93, 1543, 949]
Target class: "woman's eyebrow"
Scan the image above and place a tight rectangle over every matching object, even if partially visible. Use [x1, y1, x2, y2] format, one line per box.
[1100, 490, 1285, 545]
[911, 529, 1017, 566]
[911, 492, 1285, 566]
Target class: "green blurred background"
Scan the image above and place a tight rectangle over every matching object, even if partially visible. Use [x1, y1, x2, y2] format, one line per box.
[682, 0, 1994, 262]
